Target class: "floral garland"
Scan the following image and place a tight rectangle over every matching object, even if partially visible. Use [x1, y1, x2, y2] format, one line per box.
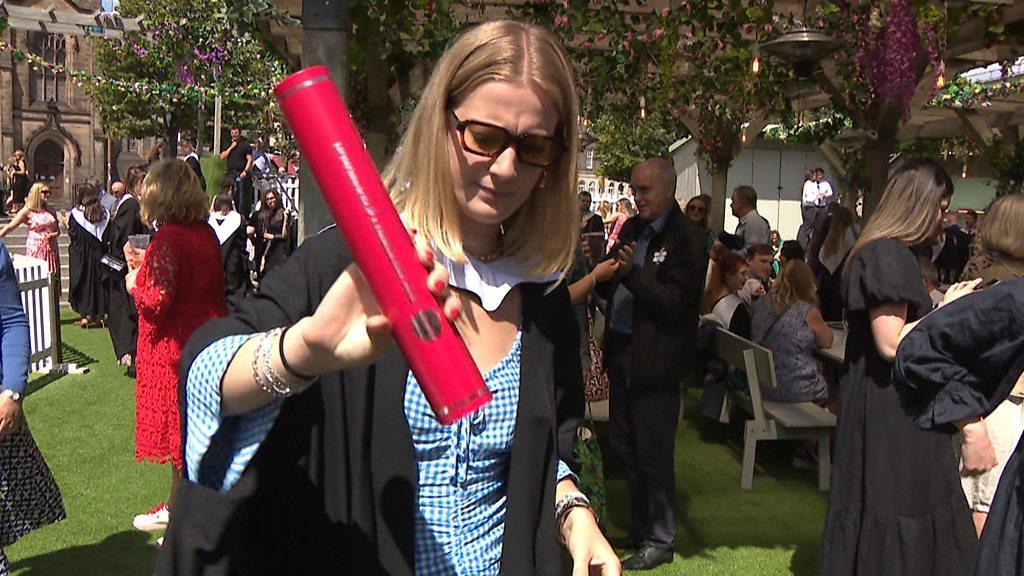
[0, 39, 278, 105]
[929, 75, 1024, 109]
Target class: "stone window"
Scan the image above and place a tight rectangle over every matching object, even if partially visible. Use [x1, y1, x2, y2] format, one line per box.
[29, 33, 68, 105]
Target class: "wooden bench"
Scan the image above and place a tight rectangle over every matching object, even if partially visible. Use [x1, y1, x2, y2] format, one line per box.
[711, 327, 836, 491]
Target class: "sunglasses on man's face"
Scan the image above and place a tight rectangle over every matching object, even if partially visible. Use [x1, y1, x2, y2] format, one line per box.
[451, 111, 564, 168]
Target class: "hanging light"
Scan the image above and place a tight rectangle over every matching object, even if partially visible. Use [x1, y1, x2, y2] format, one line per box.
[639, 95, 647, 119]
[741, 131, 748, 144]
[936, 60, 946, 89]
[751, 56, 762, 75]
[961, 162, 968, 179]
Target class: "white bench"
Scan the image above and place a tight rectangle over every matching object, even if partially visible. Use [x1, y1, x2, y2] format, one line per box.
[711, 327, 835, 491]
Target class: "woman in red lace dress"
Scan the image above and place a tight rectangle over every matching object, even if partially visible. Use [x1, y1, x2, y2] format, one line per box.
[125, 159, 226, 543]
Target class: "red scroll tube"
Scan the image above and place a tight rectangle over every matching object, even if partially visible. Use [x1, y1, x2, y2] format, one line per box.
[275, 66, 491, 424]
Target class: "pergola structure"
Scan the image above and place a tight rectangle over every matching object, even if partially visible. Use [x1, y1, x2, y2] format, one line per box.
[253, 1, 1024, 233]
[0, 0, 145, 38]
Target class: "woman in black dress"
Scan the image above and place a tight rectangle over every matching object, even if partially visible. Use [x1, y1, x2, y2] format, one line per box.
[820, 158, 981, 576]
[103, 167, 149, 374]
[4, 151, 28, 213]
[207, 193, 249, 310]
[252, 188, 289, 279]
[61, 184, 110, 327]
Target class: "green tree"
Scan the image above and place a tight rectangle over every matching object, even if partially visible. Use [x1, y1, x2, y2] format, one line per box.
[589, 110, 676, 182]
[88, 0, 290, 152]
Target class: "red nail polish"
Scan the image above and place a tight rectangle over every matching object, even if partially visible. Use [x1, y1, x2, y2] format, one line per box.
[425, 250, 434, 264]
[432, 278, 445, 294]
[447, 304, 460, 321]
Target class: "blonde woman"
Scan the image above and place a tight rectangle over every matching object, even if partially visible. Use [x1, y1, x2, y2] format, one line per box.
[751, 260, 832, 404]
[4, 150, 28, 212]
[0, 183, 61, 293]
[955, 193, 1024, 536]
[605, 197, 635, 253]
[158, 21, 618, 576]
[821, 158, 983, 576]
[125, 159, 226, 544]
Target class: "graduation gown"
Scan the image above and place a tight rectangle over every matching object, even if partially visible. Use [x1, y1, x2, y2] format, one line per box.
[893, 277, 1024, 575]
[207, 211, 250, 311]
[102, 195, 148, 359]
[67, 208, 109, 317]
[157, 227, 585, 576]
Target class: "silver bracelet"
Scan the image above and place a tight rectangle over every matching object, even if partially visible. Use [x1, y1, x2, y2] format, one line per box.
[554, 491, 593, 543]
[252, 327, 302, 398]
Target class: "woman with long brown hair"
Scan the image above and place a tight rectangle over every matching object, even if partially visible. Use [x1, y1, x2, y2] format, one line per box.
[816, 204, 859, 321]
[61, 183, 110, 327]
[821, 158, 983, 576]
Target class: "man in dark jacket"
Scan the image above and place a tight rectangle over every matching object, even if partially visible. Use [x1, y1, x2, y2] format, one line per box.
[597, 157, 707, 570]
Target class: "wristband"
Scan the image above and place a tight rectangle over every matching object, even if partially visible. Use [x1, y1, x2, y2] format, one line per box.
[554, 492, 594, 544]
[279, 324, 317, 380]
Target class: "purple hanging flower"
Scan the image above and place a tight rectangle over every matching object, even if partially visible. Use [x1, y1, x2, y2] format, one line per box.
[131, 42, 148, 58]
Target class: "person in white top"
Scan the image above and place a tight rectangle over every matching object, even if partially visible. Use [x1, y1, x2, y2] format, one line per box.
[798, 168, 834, 250]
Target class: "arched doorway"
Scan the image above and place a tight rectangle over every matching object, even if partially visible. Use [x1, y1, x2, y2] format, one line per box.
[33, 140, 64, 197]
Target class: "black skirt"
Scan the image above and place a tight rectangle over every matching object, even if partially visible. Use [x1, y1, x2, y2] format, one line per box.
[0, 421, 66, 548]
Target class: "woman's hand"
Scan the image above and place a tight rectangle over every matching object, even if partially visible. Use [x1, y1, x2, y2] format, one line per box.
[591, 258, 620, 284]
[263, 232, 276, 241]
[0, 394, 23, 438]
[961, 418, 998, 476]
[122, 242, 144, 271]
[563, 508, 622, 576]
[940, 278, 983, 307]
[285, 232, 460, 376]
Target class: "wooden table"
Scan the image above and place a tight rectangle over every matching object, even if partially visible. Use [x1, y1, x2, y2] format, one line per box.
[817, 323, 847, 365]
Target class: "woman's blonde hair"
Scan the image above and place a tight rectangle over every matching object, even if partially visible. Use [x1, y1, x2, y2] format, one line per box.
[845, 158, 953, 271]
[821, 204, 855, 260]
[25, 182, 49, 211]
[772, 259, 817, 311]
[978, 194, 1024, 261]
[383, 20, 579, 278]
[139, 159, 209, 225]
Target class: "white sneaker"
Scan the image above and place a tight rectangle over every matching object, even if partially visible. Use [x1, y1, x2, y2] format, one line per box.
[132, 502, 169, 532]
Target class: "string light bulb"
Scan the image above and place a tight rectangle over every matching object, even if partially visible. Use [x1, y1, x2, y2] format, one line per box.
[741, 131, 747, 144]
[936, 60, 946, 89]
[751, 56, 761, 75]
[639, 95, 647, 119]
[961, 162, 968, 179]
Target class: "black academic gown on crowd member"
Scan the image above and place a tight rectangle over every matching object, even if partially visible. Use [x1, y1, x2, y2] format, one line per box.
[157, 227, 585, 576]
[253, 208, 290, 279]
[892, 277, 1024, 576]
[207, 211, 249, 312]
[596, 203, 708, 387]
[820, 239, 977, 576]
[66, 210, 109, 317]
[102, 195, 148, 360]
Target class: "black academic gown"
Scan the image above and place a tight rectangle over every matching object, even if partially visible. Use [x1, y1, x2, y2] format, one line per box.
[207, 211, 250, 312]
[157, 227, 585, 576]
[67, 209, 109, 317]
[893, 277, 1024, 575]
[102, 195, 148, 360]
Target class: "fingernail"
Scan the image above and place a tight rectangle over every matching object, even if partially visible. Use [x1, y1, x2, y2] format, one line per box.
[425, 250, 434, 264]
[447, 303, 460, 321]
[432, 278, 445, 294]
[410, 228, 418, 235]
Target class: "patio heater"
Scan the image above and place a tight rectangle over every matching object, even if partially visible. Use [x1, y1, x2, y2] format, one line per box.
[758, 28, 843, 80]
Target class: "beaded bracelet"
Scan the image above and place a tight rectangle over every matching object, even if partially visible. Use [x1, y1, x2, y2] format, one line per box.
[252, 327, 306, 398]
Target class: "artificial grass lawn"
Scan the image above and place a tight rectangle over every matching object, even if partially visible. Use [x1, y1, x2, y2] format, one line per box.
[8, 313, 828, 575]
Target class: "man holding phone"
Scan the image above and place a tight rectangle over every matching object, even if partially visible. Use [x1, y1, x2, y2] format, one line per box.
[596, 157, 707, 570]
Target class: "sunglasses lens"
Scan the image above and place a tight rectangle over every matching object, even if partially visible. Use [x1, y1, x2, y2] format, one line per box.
[518, 136, 561, 167]
[463, 123, 511, 156]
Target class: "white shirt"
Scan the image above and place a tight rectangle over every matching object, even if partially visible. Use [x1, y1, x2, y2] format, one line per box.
[802, 180, 820, 206]
[736, 210, 771, 249]
[816, 180, 834, 206]
[436, 251, 561, 312]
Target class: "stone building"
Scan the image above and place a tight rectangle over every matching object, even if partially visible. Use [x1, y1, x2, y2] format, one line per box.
[1, 0, 112, 202]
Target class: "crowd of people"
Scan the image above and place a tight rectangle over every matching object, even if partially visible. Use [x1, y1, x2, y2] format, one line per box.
[0, 17, 1022, 576]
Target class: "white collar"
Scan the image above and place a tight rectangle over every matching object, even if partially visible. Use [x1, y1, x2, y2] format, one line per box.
[208, 211, 242, 245]
[71, 207, 109, 240]
[115, 194, 133, 211]
[739, 210, 758, 224]
[182, 152, 198, 161]
[437, 250, 561, 312]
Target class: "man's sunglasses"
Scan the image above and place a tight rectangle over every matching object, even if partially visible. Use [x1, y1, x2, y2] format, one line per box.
[451, 111, 564, 168]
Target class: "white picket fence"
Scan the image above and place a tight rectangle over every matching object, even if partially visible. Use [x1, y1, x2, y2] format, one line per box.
[13, 254, 61, 373]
